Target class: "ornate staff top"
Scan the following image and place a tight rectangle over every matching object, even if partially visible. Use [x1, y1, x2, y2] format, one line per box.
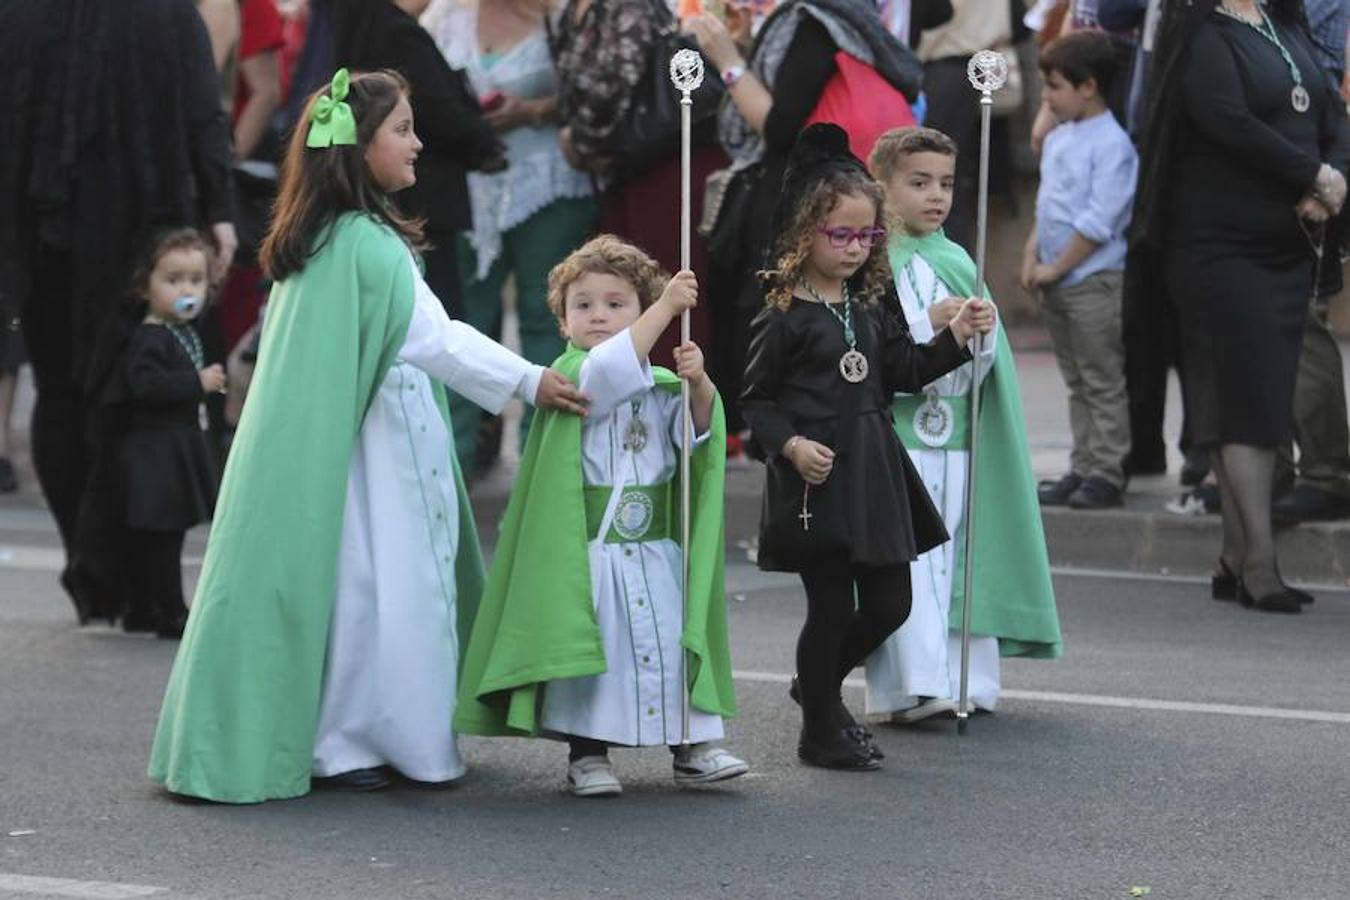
[966, 49, 1009, 95]
[670, 47, 706, 95]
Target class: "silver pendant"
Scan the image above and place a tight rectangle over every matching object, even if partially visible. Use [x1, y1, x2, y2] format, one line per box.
[839, 349, 869, 383]
[198, 403, 210, 432]
[1292, 85, 1310, 113]
[622, 417, 648, 453]
[913, 395, 955, 448]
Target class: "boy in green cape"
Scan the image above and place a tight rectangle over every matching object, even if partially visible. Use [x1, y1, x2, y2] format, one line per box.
[455, 236, 747, 797]
[863, 127, 1062, 723]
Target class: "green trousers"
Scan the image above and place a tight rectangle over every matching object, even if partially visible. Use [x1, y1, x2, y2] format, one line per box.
[451, 195, 597, 476]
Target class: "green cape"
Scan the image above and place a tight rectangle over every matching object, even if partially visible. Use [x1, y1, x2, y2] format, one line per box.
[889, 231, 1062, 660]
[455, 344, 737, 736]
[148, 213, 486, 802]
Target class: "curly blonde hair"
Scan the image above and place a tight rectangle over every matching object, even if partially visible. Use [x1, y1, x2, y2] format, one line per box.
[546, 235, 670, 322]
[759, 170, 893, 311]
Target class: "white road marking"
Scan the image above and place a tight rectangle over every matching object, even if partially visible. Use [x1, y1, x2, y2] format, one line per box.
[0, 873, 168, 898]
[732, 670, 1350, 725]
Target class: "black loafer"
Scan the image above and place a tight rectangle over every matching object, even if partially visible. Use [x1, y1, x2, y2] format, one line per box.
[313, 767, 391, 792]
[1067, 476, 1124, 510]
[1037, 473, 1083, 506]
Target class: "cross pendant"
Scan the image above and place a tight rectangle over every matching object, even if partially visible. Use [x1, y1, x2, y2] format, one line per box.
[799, 485, 812, 532]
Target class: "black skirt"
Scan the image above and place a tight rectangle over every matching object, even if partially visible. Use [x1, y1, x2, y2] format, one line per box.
[119, 325, 219, 531]
[742, 296, 969, 573]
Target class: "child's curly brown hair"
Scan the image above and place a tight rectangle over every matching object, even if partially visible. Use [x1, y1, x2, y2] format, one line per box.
[758, 169, 893, 311]
[546, 234, 670, 321]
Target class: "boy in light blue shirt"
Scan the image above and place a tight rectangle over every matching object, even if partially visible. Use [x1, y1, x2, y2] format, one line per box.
[1022, 29, 1139, 510]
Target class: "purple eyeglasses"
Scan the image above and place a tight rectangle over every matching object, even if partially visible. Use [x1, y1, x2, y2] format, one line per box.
[817, 226, 887, 249]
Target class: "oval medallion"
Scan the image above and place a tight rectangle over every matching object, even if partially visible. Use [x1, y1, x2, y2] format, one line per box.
[914, 396, 955, 448]
[613, 490, 655, 541]
[839, 349, 869, 383]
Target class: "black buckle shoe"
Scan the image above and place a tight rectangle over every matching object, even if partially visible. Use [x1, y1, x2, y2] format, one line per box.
[798, 728, 881, 771]
[788, 677, 883, 760]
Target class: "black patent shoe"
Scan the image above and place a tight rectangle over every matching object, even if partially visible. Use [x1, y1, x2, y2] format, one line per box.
[313, 767, 392, 791]
[788, 677, 882, 760]
[1236, 581, 1301, 614]
[156, 613, 188, 640]
[798, 729, 881, 771]
[1037, 473, 1083, 506]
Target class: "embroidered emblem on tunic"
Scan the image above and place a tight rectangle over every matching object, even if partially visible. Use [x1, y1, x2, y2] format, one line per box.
[613, 490, 655, 541]
[914, 394, 955, 448]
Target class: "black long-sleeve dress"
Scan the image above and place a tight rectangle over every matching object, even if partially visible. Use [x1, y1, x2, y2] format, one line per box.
[742, 296, 970, 573]
[120, 325, 219, 532]
[1163, 15, 1350, 448]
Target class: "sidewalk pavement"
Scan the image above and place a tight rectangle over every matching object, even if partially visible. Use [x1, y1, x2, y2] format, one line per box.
[2, 327, 1348, 587]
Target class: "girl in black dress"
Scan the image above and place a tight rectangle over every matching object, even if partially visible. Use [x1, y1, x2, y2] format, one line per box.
[119, 230, 224, 638]
[741, 125, 993, 770]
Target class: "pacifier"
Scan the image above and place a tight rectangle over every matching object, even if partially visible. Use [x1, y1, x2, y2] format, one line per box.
[173, 295, 204, 319]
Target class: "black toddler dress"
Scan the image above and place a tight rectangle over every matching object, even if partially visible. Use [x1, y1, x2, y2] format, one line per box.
[120, 324, 219, 531]
[742, 295, 970, 573]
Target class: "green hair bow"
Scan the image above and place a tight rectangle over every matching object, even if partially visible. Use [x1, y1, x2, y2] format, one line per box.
[306, 68, 357, 148]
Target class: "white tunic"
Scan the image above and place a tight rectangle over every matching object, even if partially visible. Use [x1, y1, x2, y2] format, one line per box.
[313, 254, 543, 781]
[864, 255, 1002, 714]
[540, 330, 723, 747]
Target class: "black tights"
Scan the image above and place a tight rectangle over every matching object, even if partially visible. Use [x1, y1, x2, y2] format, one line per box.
[797, 560, 911, 738]
[124, 528, 187, 630]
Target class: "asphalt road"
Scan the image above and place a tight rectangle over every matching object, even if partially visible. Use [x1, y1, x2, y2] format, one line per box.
[2, 523, 1348, 900]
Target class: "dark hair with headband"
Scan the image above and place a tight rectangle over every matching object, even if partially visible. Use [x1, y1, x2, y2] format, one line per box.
[261, 69, 426, 281]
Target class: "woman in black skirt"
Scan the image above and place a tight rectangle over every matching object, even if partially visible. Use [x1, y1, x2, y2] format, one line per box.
[741, 125, 992, 769]
[1136, 0, 1349, 612]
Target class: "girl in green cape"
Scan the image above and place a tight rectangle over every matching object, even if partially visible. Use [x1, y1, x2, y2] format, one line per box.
[148, 69, 586, 803]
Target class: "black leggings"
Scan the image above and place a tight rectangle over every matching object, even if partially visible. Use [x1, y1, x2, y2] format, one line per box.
[796, 560, 912, 737]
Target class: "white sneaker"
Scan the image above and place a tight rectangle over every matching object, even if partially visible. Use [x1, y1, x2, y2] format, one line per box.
[672, 743, 749, 785]
[890, 697, 958, 725]
[567, 755, 622, 797]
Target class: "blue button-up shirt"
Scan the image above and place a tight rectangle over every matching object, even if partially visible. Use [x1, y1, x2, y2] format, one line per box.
[1035, 110, 1139, 287]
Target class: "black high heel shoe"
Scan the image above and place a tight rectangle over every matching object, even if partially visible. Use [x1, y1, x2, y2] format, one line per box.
[789, 676, 883, 760]
[1236, 580, 1302, 614]
[1211, 558, 1238, 602]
